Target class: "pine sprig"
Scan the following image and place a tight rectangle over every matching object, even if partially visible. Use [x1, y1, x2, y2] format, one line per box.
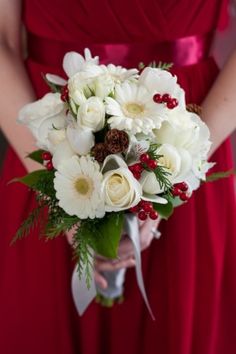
[73, 223, 94, 288]
[11, 203, 46, 245]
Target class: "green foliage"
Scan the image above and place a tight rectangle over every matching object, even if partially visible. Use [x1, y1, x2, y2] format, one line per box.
[205, 170, 236, 182]
[92, 212, 124, 258]
[27, 150, 44, 164]
[41, 73, 62, 93]
[10, 169, 50, 188]
[153, 199, 173, 220]
[73, 224, 95, 288]
[72, 212, 124, 287]
[138, 61, 173, 71]
[11, 203, 46, 245]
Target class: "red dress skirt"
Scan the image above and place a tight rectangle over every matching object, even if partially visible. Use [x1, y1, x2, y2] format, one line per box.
[0, 1, 235, 353]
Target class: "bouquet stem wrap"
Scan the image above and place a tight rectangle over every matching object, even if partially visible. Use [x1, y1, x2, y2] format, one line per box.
[71, 214, 155, 320]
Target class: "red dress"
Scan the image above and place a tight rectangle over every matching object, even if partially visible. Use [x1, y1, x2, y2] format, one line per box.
[0, 1, 236, 353]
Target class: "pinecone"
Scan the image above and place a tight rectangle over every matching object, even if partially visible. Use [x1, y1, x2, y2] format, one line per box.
[186, 103, 202, 116]
[91, 143, 109, 163]
[105, 129, 129, 154]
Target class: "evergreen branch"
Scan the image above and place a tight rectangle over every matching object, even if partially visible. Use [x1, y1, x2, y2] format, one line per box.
[11, 203, 45, 245]
[73, 223, 94, 288]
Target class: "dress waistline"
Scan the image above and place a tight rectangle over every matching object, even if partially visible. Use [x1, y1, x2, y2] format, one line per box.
[27, 32, 214, 68]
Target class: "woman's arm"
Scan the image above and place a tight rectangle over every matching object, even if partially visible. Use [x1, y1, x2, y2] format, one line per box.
[0, 0, 39, 172]
[202, 49, 236, 156]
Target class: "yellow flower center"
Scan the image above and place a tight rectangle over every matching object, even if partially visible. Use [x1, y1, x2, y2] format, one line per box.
[74, 176, 93, 198]
[125, 102, 144, 117]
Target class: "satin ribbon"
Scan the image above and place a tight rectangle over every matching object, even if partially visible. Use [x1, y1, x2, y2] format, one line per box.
[27, 32, 213, 68]
[71, 214, 155, 319]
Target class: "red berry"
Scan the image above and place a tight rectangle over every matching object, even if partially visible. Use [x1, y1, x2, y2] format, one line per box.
[143, 202, 153, 213]
[162, 93, 171, 103]
[153, 93, 162, 103]
[61, 85, 69, 102]
[139, 200, 148, 208]
[46, 160, 54, 171]
[147, 159, 158, 169]
[133, 172, 141, 180]
[132, 163, 143, 174]
[129, 206, 140, 213]
[140, 153, 150, 164]
[149, 210, 158, 220]
[42, 151, 52, 161]
[172, 186, 181, 197]
[138, 211, 148, 221]
[179, 192, 190, 201]
[166, 101, 175, 109]
[171, 98, 178, 107]
[174, 182, 188, 192]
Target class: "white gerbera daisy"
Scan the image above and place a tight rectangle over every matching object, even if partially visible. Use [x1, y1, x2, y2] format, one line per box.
[105, 81, 165, 135]
[54, 156, 105, 219]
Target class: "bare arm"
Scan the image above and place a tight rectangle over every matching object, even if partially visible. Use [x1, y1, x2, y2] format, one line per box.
[202, 49, 236, 156]
[0, 0, 39, 172]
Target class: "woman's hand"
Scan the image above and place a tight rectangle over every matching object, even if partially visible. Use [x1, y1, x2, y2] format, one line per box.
[66, 217, 161, 289]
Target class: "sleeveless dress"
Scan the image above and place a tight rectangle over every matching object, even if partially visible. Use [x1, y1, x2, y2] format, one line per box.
[0, 1, 236, 353]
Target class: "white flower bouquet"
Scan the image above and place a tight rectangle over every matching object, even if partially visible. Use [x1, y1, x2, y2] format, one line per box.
[13, 49, 217, 314]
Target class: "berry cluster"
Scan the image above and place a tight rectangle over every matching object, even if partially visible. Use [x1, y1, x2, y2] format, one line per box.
[128, 153, 158, 180]
[130, 200, 158, 220]
[171, 182, 190, 201]
[41, 151, 54, 171]
[61, 85, 69, 102]
[153, 93, 178, 109]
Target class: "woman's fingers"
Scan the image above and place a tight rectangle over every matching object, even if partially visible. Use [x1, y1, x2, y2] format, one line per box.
[94, 256, 135, 272]
[94, 271, 108, 289]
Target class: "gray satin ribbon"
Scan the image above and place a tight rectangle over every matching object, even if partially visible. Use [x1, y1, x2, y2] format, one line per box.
[71, 214, 155, 319]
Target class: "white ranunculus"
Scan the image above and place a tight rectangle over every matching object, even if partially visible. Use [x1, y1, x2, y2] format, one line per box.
[18, 93, 66, 151]
[78, 97, 105, 132]
[140, 144, 192, 194]
[52, 139, 75, 169]
[139, 67, 186, 108]
[102, 167, 142, 211]
[67, 125, 95, 155]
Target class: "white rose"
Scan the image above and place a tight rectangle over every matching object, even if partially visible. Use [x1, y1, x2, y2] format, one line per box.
[102, 167, 142, 211]
[140, 144, 192, 194]
[66, 125, 95, 155]
[18, 93, 66, 151]
[78, 97, 105, 132]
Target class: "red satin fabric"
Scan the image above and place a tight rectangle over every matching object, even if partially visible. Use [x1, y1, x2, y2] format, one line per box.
[27, 32, 213, 68]
[0, 1, 236, 354]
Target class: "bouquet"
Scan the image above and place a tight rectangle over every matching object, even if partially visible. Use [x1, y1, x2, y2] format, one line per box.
[13, 49, 215, 316]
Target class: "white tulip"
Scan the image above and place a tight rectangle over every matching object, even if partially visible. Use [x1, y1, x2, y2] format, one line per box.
[67, 125, 95, 155]
[140, 144, 192, 194]
[52, 139, 75, 169]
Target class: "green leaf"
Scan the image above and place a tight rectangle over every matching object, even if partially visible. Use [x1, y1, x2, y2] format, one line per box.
[205, 170, 236, 182]
[92, 213, 124, 259]
[153, 199, 173, 220]
[10, 169, 50, 188]
[27, 150, 44, 164]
